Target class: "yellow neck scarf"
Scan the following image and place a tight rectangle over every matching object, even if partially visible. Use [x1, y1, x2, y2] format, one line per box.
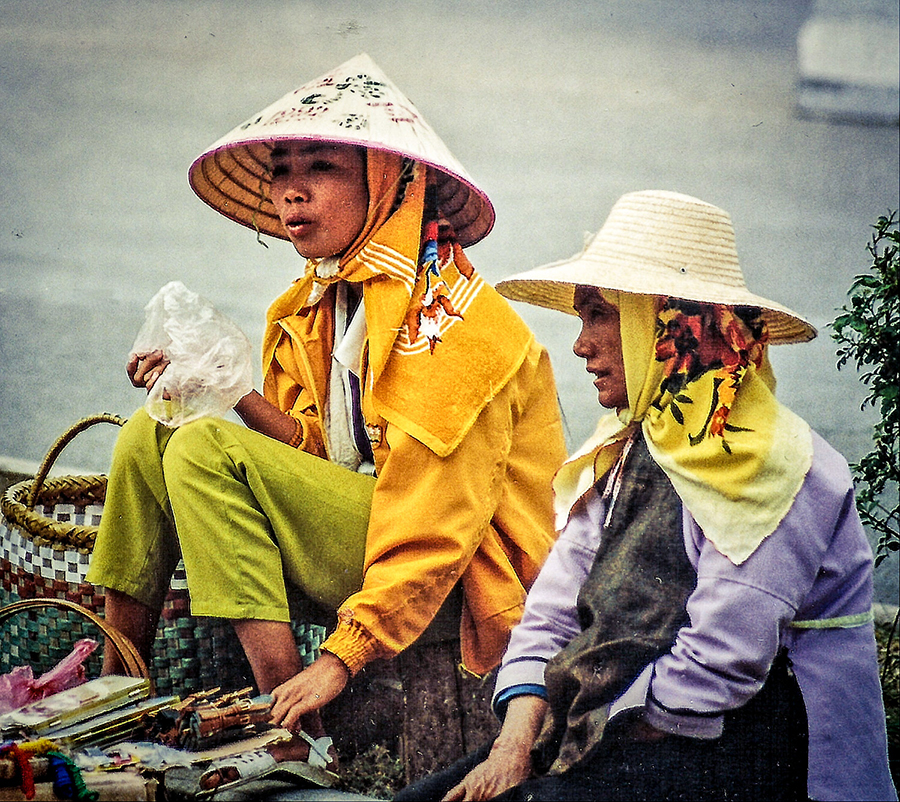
[263, 152, 533, 458]
[554, 291, 812, 564]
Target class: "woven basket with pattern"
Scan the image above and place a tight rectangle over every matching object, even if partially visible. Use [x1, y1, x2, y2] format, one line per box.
[1, 414, 324, 694]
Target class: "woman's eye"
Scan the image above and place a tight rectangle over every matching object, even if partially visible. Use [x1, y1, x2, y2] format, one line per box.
[310, 159, 335, 172]
[270, 164, 288, 178]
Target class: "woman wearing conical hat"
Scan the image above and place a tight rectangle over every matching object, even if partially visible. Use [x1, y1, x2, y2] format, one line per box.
[396, 191, 896, 801]
[86, 54, 566, 779]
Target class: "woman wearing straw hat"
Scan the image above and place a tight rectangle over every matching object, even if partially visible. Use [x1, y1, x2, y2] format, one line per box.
[397, 190, 895, 801]
[86, 54, 566, 781]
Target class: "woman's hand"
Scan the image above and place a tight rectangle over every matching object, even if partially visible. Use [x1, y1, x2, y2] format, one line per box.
[269, 652, 350, 733]
[442, 740, 533, 801]
[442, 694, 548, 801]
[127, 350, 170, 392]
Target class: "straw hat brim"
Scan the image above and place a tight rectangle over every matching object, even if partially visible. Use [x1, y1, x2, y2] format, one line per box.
[496, 190, 817, 345]
[496, 263, 816, 344]
[187, 53, 494, 248]
[189, 138, 493, 248]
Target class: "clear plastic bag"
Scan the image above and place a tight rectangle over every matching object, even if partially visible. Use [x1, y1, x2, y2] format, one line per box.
[132, 281, 253, 428]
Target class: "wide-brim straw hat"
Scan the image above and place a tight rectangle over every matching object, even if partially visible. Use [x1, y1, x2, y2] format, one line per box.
[496, 190, 816, 344]
[188, 53, 494, 247]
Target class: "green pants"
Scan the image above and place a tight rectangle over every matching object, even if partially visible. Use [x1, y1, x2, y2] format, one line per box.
[86, 409, 371, 621]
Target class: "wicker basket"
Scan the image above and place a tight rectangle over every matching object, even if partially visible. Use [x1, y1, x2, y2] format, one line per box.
[0, 597, 150, 682]
[1, 414, 324, 694]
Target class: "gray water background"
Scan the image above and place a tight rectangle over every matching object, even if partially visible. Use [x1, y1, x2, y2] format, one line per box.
[1, 0, 897, 601]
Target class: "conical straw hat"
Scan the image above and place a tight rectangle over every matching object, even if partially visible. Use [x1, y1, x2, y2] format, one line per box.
[189, 53, 494, 247]
[496, 190, 816, 344]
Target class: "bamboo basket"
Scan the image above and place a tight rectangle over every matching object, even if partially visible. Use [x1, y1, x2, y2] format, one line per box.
[1, 414, 323, 693]
[0, 597, 150, 682]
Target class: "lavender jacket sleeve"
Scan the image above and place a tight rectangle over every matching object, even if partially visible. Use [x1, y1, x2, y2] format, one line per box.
[492, 487, 607, 711]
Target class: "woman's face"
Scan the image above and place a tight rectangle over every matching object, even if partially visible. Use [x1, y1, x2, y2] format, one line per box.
[269, 141, 369, 259]
[572, 286, 628, 411]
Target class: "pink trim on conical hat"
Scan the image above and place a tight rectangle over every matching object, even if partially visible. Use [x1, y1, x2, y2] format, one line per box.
[496, 190, 816, 345]
[188, 53, 494, 247]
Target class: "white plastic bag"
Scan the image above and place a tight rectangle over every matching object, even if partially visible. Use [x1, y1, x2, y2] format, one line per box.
[132, 281, 253, 428]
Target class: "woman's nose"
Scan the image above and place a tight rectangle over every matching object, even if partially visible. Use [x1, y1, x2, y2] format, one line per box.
[282, 184, 307, 203]
[573, 326, 590, 358]
[277, 175, 309, 204]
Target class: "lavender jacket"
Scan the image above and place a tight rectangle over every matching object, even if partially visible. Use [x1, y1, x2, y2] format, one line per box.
[494, 431, 896, 802]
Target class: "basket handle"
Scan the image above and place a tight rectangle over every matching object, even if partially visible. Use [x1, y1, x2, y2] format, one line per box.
[0, 598, 151, 685]
[26, 413, 127, 510]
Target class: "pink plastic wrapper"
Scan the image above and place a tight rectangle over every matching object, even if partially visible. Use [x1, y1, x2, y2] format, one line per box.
[0, 638, 98, 715]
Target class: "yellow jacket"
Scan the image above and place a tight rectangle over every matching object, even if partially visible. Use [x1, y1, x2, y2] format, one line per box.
[263, 278, 566, 676]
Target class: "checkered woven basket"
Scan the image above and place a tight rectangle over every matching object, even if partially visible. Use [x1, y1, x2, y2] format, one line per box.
[0, 597, 150, 682]
[0, 414, 324, 694]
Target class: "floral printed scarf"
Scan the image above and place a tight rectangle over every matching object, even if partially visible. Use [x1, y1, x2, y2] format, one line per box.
[554, 290, 812, 564]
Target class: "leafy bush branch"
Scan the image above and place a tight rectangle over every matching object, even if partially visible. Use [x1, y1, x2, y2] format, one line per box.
[831, 211, 899, 567]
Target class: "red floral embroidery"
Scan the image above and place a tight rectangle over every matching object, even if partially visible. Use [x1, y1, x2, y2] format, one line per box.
[407, 213, 469, 353]
[654, 299, 768, 452]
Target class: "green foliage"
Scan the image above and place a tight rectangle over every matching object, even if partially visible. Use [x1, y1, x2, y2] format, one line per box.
[876, 620, 899, 785]
[831, 212, 899, 567]
[338, 743, 405, 800]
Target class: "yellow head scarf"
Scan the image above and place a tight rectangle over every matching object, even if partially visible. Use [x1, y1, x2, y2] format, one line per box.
[554, 290, 813, 564]
[263, 149, 534, 458]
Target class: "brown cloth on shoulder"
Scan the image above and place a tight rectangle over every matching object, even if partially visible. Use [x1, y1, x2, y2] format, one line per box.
[533, 433, 697, 775]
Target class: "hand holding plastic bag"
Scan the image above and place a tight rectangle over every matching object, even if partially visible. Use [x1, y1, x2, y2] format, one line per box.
[131, 281, 254, 428]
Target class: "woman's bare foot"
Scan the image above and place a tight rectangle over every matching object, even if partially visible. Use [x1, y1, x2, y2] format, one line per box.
[267, 711, 339, 772]
[199, 764, 241, 790]
[198, 750, 277, 790]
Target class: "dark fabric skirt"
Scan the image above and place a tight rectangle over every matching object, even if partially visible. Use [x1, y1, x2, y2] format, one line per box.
[395, 650, 809, 802]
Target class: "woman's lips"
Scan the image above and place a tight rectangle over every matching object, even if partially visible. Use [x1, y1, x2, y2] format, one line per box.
[285, 218, 313, 235]
[590, 369, 612, 388]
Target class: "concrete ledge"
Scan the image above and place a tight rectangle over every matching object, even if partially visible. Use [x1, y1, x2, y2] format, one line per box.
[796, 80, 899, 125]
[796, 1, 899, 124]
[0, 455, 92, 480]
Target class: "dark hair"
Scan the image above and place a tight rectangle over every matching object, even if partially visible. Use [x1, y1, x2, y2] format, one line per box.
[388, 157, 416, 217]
